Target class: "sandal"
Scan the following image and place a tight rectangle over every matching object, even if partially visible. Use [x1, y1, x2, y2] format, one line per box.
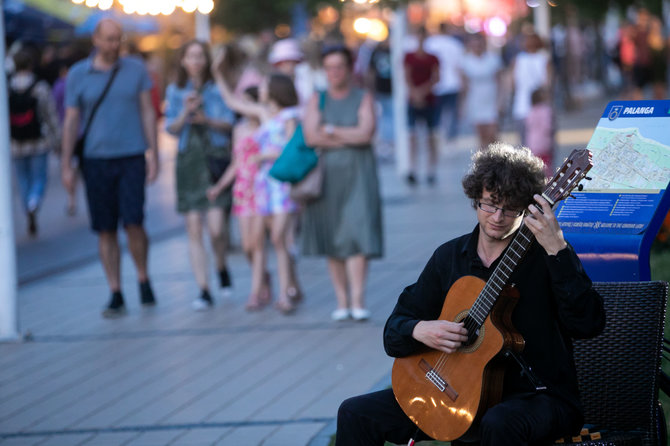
[259, 271, 272, 305]
[245, 295, 264, 312]
[275, 298, 296, 315]
[287, 286, 303, 304]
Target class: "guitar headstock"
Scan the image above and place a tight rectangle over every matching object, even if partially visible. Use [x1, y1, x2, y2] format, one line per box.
[542, 149, 593, 206]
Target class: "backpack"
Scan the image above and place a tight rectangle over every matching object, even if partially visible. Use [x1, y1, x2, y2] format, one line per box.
[9, 79, 42, 141]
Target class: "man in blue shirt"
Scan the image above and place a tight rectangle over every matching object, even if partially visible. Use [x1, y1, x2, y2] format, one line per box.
[61, 19, 159, 318]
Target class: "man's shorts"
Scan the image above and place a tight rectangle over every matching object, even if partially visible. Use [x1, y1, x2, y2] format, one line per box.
[408, 103, 439, 130]
[82, 155, 146, 232]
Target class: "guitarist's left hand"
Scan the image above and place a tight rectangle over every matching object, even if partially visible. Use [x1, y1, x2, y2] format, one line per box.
[524, 194, 568, 256]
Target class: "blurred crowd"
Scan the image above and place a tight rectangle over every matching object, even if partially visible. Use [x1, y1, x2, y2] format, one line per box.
[5, 5, 669, 319]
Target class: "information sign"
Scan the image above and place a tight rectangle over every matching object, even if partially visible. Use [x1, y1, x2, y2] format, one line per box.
[556, 100, 670, 281]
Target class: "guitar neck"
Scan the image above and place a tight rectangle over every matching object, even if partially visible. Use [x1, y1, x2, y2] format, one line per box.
[469, 224, 535, 325]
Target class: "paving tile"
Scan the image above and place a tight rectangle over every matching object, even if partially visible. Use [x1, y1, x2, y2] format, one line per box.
[25, 337, 210, 431]
[34, 433, 94, 446]
[122, 429, 185, 446]
[79, 431, 140, 445]
[166, 428, 231, 445]
[263, 422, 326, 446]
[0, 438, 46, 446]
[122, 330, 288, 426]
[215, 425, 276, 446]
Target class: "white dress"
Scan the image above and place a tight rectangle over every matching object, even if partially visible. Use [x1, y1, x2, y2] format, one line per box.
[461, 51, 502, 125]
[512, 51, 550, 120]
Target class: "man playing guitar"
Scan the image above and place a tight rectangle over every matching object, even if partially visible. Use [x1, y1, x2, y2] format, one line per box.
[336, 143, 605, 445]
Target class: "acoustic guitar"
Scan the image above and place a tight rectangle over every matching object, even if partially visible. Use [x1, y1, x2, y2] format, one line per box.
[391, 149, 593, 441]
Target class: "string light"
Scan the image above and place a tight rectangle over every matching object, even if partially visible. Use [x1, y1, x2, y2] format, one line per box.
[71, 0, 216, 15]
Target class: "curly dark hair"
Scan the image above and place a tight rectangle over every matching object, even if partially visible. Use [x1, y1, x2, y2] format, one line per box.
[462, 143, 546, 211]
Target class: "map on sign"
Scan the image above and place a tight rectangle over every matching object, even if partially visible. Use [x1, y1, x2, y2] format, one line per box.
[585, 127, 670, 191]
[556, 100, 670, 235]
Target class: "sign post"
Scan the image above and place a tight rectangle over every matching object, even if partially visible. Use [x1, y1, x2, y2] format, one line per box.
[557, 100, 670, 281]
[0, 8, 20, 341]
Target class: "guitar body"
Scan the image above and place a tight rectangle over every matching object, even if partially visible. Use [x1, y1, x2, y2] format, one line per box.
[391, 275, 524, 441]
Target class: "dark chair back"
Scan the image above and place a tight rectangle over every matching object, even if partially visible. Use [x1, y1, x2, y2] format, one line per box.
[569, 281, 668, 446]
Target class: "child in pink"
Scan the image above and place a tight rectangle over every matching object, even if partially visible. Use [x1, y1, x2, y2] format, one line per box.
[525, 88, 555, 177]
[208, 86, 270, 310]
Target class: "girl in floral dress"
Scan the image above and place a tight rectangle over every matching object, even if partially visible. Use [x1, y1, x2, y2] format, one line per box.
[208, 86, 273, 311]
[213, 48, 301, 314]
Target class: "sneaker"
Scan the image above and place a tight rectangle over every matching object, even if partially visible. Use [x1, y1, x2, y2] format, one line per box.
[331, 308, 350, 321]
[426, 175, 437, 187]
[139, 281, 156, 307]
[218, 268, 231, 288]
[351, 308, 371, 321]
[192, 289, 214, 311]
[219, 268, 233, 297]
[27, 211, 37, 237]
[102, 292, 127, 319]
[406, 173, 417, 186]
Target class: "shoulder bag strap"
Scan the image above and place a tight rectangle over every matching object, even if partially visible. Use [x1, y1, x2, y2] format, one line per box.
[80, 64, 120, 140]
[318, 90, 326, 111]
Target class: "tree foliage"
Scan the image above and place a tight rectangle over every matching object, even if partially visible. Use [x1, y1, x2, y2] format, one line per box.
[211, 0, 664, 34]
[549, 0, 662, 22]
[211, 0, 340, 34]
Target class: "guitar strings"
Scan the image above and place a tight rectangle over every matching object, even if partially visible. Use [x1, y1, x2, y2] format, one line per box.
[428, 167, 584, 380]
[432, 223, 534, 377]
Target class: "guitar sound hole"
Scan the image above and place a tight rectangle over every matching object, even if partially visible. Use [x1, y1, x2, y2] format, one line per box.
[461, 315, 481, 347]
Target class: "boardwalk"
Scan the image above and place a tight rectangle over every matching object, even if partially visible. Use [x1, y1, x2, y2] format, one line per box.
[1, 98, 603, 446]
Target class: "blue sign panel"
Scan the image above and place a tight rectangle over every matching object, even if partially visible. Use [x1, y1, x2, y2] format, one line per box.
[557, 100, 670, 281]
[556, 192, 662, 234]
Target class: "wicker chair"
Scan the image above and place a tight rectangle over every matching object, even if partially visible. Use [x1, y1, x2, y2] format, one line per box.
[557, 281, 668, 446]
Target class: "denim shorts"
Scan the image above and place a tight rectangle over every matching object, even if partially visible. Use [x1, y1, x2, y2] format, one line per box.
[407, 103, 439, 129]
[82, 155, 146, 232]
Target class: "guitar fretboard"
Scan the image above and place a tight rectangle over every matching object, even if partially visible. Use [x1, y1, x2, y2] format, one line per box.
[468, 223, 535, 326]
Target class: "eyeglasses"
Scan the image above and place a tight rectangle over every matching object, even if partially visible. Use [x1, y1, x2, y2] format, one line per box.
[477, 201, 524, 218]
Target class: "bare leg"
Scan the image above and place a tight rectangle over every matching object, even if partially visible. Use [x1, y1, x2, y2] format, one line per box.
[477, 123, 499, 149]
[328, 258, 349, 310]
[427, 129, 440, 180]
[286, 213, 303, 302]
[67, 169, 78, 215]
[206, 207, 227, 272]
[346, 255, 368, 310]
[98, 230, 121, 292]
[184, 212, 208, 290]
[269, 213, 293, 311]
[248, 215, 267, 306]
[408, 130, 418, 179]
[653, 82, 667, 100]
[125, 224, 150, 283]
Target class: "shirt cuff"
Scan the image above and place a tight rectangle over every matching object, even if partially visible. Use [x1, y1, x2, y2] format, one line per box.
[544, 245, 582, 282]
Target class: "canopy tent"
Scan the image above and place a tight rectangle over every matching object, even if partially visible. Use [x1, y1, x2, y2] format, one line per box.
[3, 0, 76, 43]
[75, 9, 160, 36]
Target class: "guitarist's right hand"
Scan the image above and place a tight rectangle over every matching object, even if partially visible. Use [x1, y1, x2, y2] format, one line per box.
[412, 321, 469, 353]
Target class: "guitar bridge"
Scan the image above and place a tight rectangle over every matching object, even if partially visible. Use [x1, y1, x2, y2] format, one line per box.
[419, 359, 459, 401]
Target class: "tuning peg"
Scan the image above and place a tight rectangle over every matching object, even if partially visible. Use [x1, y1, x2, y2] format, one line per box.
[569, 194, 576, 199]
[585, 176, 592, 181]
[577, 184, 584, 191]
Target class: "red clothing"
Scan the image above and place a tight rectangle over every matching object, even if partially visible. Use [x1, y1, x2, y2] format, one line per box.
[404, 51, 439, 104]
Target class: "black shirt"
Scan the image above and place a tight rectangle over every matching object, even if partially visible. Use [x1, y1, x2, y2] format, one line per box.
[370, 47, 392, 94]
[383, 225, 605, 410]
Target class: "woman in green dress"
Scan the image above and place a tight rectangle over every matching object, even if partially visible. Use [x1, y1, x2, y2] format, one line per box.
[302, 45, 383, 321]
[165, 40, 236, 310]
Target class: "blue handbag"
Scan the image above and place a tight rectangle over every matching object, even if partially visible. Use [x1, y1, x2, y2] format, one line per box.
[269, 92, 325, 184]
